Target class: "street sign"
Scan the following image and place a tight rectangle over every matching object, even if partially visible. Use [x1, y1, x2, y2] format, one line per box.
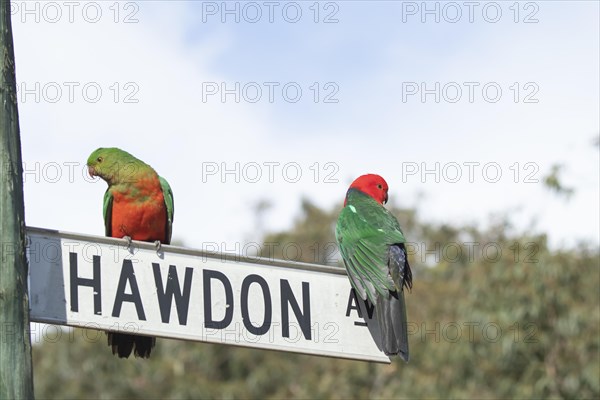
[26, 227, 390, 363]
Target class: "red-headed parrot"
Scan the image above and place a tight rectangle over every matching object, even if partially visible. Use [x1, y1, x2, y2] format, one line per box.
[87, 147, 174, 358]
[335, 174, 412, 361]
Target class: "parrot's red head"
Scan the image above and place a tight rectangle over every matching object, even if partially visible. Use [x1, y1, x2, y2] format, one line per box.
[346, 174, 389, 205]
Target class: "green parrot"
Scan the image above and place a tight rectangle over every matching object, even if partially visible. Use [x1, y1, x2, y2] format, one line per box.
[335, 174, 412, 361]
[87, 147, 174, 358]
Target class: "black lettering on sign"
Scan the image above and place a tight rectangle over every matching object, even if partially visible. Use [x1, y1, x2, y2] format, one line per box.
[364, 298, 375, 319]
[346, 289, 375, 326]
[346, 288, 362, 318]
[152, 263, 194, 326]
[70, 253, 102, 315]
[203, 269, 233, 329]
[240, 274, 272, 335]
[111, 259, 146, 320]
[280, 280, 311, 340]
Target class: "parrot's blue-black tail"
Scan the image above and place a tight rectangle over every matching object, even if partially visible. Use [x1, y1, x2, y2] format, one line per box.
[108, 332, 155, 358]
[376, 291, 409, 362]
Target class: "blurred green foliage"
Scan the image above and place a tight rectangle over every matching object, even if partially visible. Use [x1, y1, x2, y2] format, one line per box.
[543, 164, 574, 199]
[32, 200, 599, 399]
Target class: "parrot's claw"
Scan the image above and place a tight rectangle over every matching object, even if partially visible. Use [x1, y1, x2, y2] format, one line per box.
[154, 240, 162, 254]
[123, 236, 132, 250]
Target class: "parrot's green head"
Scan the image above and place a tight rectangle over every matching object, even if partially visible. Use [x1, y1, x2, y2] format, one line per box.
[87, 147, 143, 185]
[345, 174, 389, 206]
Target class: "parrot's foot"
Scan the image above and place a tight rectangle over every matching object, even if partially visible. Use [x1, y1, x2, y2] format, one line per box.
[154, 240, 162, 254]
[123, 236, 132, 250]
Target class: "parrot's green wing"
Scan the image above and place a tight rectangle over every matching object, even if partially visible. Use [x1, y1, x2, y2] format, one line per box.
[159, 176, 174, 244]
[335, 190, 406, 304]
[103, 189, 114, 237]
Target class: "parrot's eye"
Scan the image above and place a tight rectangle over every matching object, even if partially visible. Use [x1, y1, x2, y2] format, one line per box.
[377, 184, 383, 189]
[97, 157, 103, 163]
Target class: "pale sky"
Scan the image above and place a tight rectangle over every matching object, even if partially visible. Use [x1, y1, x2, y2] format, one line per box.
[11, 1, 600, 253]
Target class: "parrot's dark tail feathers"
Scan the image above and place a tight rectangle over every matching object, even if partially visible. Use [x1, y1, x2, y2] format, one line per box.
[133, 335, 156, 358]
[107, 332, 155, 359]
[376, 291, 409, 362]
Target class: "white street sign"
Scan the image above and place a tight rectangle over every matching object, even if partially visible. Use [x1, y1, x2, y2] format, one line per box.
[26, 227, 390, 363]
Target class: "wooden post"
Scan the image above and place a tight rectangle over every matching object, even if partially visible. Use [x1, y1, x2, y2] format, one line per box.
[0, 0, 35, 398]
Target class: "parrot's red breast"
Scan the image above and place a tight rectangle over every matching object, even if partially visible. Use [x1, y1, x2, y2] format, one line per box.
[110, 177, 168, 242]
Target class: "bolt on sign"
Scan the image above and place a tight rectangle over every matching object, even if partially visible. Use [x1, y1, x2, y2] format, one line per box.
[26, 227, 390, 363]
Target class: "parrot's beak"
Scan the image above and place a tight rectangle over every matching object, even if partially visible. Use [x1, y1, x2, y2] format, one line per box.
[383, 192, 388, 204]
[88, 165, 97, 178]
